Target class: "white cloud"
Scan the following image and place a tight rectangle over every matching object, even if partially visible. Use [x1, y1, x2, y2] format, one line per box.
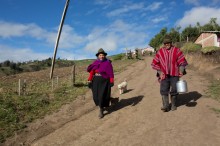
[84, 20, 148, 53]
[152, 16, 167, 23]
[57, 25, 85, 49]
[184, 0, 220, 6]
[94, 0, 112, 9]
[0, 44, 88, 62]
[184, 0, 200, 5]
[0, 21, 34, 38]
[212, 0, 220, 4]
[107, 3, 144, 17]
[58, 50, 88, 60]
[176, 7, 220, 28]
[0, 45, 50, 62]
[84, 35, 118, 52]
[95, 0, 112, 5]
[86, 9, 96, 15]
[146, 2, 163, 11]
[0, 21, 84, 49]
[0, 19, 149, 61]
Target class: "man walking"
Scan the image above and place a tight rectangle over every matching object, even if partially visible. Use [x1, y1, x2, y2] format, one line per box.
[151, 35, 188, 112]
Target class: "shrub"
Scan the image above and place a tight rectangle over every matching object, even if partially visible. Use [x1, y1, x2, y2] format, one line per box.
[181, 42, 202, 53]
[201, 46, 220, 54]
[111, 54, 125, 60]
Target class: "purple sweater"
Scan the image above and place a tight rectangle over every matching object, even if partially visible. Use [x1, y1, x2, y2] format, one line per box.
[87, 59, 114, 79]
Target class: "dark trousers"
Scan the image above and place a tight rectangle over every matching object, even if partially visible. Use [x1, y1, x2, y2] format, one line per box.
[160, 76, 179, 96]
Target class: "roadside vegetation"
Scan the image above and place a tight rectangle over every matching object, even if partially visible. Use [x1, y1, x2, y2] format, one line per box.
[0, 58, 76, 76]
[0, 55, 137, 143]
[149, 17, 220, 112]
[149, 18, 220, 51]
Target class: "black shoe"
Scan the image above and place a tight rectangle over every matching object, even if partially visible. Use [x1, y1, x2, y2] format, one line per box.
[171, 96, 177, 111]
[161, 95, 169, 112]
[99, 108, 104, 119]
[161, 107, 169, 112]
[171, 106, 177, 111]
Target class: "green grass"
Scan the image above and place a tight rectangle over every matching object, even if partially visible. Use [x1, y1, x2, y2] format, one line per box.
[0, 84, 88, 143]
[201, 46, 220, 54]
[207, 80, 220, 102]
[181, 42, 202, 53]
[110, 53, 126, 60]
[0, 58, 136, 143]
[206, 79, 220, 116]
[211, 107, 220, 114]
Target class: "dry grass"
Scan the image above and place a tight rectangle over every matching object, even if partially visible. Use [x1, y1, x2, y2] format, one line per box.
[186, 53, 220, 103]
[0, 58, 137, 143]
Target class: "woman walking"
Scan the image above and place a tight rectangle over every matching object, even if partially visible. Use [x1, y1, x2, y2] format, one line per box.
[87, 48, 114, 118]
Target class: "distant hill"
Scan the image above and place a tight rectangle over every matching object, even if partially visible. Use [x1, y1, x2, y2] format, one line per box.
[0, 53, 126, 77]
[0, 58, 77, 76]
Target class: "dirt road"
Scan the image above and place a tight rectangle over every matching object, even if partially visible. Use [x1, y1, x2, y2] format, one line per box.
[4, 57, 220, 146]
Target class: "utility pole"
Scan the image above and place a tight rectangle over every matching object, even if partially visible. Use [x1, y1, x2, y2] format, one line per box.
[50, 0, 70, 79]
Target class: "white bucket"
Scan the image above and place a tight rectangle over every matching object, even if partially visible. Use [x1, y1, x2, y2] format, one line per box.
[176, 80, 188, 93]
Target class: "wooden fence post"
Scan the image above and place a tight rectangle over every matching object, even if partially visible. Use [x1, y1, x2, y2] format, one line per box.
[18, 79, 21, 96]
[72, 64, 75, 86]
[52, 78, 54, 91]
[22, 79, 27, 95]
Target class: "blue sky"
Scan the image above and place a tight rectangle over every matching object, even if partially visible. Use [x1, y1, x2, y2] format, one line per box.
[1, 0, 220, 62]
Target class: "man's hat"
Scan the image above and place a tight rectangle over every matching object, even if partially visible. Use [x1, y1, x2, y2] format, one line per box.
[163, 35, 172, 44]
[96, 48, 107, 56]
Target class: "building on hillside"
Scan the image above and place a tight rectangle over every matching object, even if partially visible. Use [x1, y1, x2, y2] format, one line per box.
[143, 47, 155, 52]
[194, 31, 220, 48]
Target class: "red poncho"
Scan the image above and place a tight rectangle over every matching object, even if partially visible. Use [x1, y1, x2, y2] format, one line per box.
[151, 46, 188, 76]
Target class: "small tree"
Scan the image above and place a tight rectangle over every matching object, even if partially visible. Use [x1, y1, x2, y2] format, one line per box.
[10, 62, 17, 70]
[3, 60, 11, 67]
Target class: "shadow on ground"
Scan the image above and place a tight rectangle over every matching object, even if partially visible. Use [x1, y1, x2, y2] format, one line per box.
[177, 91, 202, 107]
[73, 82, 88, 87]
[106, 95, 144, 114]
[124, 89, 134, 94]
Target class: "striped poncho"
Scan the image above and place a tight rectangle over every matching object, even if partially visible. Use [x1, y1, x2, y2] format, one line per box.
[151, 46, 188, 76]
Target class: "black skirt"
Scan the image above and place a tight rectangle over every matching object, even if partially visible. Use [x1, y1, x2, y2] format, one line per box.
[91, 75, 111, 108]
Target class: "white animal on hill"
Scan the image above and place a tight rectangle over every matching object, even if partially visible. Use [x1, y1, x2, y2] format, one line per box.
[118, 79, 128, 94]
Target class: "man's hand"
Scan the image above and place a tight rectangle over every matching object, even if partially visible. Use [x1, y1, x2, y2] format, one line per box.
[179, 66, 185, 77]
[160, 72, 165, 80]
[179, 72, 183, 77]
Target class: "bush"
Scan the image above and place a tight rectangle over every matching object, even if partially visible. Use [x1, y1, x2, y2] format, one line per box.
[201, 46, 220, 54]
[181, 42, 202, 53]
[111, 54, 125, 60]
[10, 63, 17, 70]
[3, 60, 11, 67]
[29, 65, 41, 71]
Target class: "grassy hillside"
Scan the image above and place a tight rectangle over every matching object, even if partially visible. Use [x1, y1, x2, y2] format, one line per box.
[0, 58, 77, 76]
[0, 56, 137, 143]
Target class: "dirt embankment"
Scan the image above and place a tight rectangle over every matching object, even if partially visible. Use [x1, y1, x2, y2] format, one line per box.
[186, 53, 220, 80]
[2, 56, 220, 146]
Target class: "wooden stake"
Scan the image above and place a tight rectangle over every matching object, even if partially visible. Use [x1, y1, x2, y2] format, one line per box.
[72, 64, 75, 86]
[18, 79, 21, 96]
[50, 0, 70, 79]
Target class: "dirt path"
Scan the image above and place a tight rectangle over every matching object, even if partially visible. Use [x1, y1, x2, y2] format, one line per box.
[4, 57, 220, 146]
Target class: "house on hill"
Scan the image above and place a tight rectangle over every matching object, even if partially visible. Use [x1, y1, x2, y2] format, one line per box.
[194, 31, 220, 48]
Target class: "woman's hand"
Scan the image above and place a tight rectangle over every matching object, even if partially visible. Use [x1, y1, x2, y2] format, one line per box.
[88, 81, 92, 88]
[110, 83, 114, 87]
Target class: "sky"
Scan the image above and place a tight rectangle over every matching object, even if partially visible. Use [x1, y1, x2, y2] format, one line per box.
[1, 0, 220, 62]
